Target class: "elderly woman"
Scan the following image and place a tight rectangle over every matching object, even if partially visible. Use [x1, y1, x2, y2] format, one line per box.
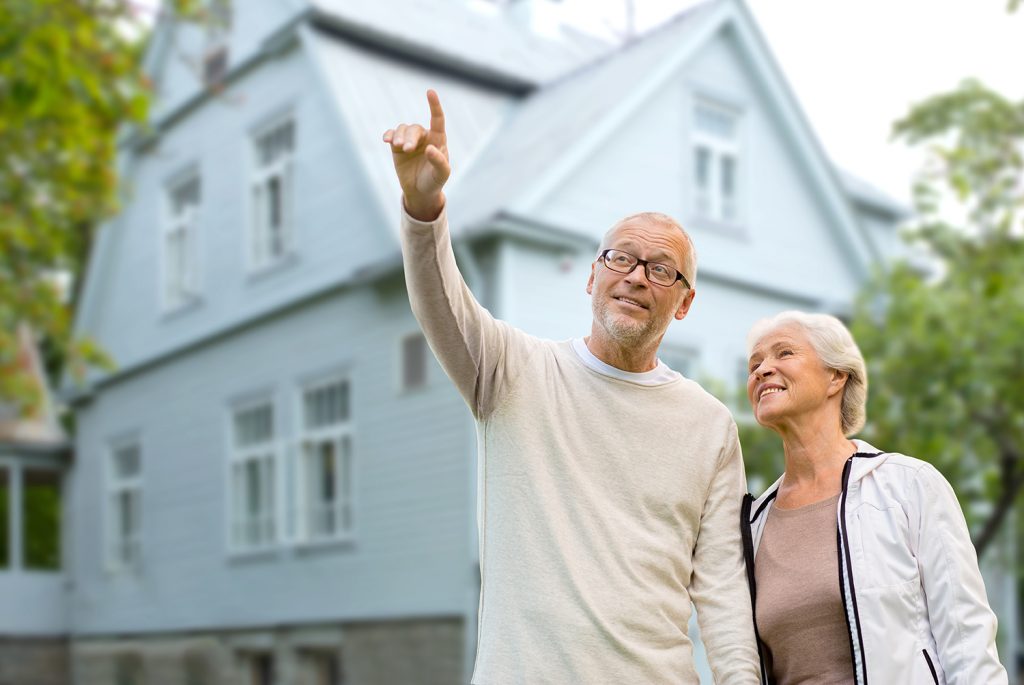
[740, 311, 1006, 685]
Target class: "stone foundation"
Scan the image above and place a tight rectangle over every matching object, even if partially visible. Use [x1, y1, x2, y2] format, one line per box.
[69, 617, 464, 685]
[0, 636, 70, 685]
[343, 618, 463, 685]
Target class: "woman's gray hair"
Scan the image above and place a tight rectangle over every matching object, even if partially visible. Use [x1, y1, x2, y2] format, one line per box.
[746, 310, 868, 437]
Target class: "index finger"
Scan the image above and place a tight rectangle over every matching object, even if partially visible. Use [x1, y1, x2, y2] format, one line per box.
[427, 89, 445, 135]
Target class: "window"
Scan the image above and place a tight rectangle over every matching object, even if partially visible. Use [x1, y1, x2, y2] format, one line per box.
[164, 173, 201, 309]
[298, 378, 352, 542]
[658, 345, 699, 379]
[302, 651, 343, 685]
[244, 653, 274, 685]
[0, 468, 8, 569]
[22, 469, 61, 570]
[202, 0, 231, 86]
[184, 651, 212, 685]
[401, 333, 428, 391]
[230, 401, 277, 551]
[692, 101, 742, 224]
[250, 118, 295, 270]
[203, 47, 228, 85]
[115, 654, 144, 685]
[108, 442, 142, 572]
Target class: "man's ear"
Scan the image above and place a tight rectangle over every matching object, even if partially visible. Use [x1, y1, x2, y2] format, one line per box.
[674, 288, 696, 321]
[586, 264, 595, 295]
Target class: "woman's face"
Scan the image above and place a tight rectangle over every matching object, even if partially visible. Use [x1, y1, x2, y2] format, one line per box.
[746, 324, 844, 431]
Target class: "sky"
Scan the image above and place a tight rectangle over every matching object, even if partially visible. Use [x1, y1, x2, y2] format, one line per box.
[562, 0, 1024, 206]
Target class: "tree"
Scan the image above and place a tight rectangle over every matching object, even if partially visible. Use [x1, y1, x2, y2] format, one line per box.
[0, 0, 201, 414]
[849, 79, 1024, 558]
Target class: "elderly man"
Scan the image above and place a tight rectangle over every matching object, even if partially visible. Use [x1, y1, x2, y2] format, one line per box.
[383, 91, 759, 684]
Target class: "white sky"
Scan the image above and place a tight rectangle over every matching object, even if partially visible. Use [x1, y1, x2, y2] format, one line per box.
[562, 0, 1024, 205]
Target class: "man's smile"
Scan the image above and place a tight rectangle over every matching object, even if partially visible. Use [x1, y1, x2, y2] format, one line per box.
[613, 295, 649, 310]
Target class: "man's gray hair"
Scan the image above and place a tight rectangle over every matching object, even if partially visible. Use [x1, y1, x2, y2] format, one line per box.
[746, 310, 868, 436]
[600, 212, 698, 288]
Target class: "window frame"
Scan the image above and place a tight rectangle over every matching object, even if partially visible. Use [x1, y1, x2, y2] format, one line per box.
[690, 97, 745, 227]
[20, 466, 62, 572]
[294, 374, 354, 546]
[200, 0, 231, 87]
[247, 113, 297, 274]
[105, 437, 144, 575]
[226, 396, 281, 555]
[161, 168, 202, 312]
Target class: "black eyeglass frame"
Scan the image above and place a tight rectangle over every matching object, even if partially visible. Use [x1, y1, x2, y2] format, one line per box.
[597, 249, 691, 290]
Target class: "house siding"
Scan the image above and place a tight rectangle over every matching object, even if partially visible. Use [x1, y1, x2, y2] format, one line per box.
[70, 281, 472, 636]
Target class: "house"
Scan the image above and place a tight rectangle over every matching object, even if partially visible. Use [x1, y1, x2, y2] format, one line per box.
[16, 0, 1008, 683]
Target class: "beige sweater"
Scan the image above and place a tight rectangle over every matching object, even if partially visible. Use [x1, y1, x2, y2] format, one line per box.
[401, 208, 760, 684]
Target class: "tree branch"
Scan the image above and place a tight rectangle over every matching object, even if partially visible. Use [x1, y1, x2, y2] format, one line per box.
[973, 448, 1024, 556]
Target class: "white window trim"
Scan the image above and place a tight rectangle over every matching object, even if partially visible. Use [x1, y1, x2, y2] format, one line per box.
[293, 375, 354, 546]
[226, 396, 281, 556]
[161, 170, 202, 313]
[105, 436, 143, 575]
[691, 98, 745, 227]
[246, 113, 296, 274]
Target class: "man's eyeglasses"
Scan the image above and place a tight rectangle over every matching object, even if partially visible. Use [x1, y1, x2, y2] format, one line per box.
[597, 249, 691, 289]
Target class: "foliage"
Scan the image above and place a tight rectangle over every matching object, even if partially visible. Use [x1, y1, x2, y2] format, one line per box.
[851, 79, 1024, 557]
[0, 0, 204, 414]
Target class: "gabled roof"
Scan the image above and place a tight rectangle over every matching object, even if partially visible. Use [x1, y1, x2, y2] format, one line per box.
[839, 170, 913, 219]
[438, 0, 883, 274]
[309, 0, 609, 89]
[448, 2, 717, 230]
[72, 0, 904, 394]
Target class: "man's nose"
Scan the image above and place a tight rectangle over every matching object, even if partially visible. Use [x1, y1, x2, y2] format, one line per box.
[623, 264, 651, 287]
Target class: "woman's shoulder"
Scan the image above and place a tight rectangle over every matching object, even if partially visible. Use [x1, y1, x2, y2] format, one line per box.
[852, 446, 956, 506]
[851, 441, 939, 479]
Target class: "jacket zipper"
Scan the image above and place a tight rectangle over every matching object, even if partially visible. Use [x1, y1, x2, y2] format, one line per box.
[838, 457, 869, 684]
[741, 494, 770, 685]
[922, 649, 939, 684]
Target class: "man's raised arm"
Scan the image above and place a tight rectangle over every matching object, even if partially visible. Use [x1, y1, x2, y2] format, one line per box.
[382, 91, 519, 419]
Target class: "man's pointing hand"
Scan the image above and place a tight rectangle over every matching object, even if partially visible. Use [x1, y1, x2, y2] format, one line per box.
[383, 89, 450, 222]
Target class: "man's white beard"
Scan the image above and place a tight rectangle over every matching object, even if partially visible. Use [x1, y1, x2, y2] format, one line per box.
[592, 296, 668, 349]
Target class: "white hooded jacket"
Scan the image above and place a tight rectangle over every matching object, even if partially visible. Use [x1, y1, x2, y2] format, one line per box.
[741, 439, 1007, 685]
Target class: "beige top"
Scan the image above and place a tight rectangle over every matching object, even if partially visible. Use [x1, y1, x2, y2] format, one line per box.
[755, 494, 855, 684]
[401, 208, 760, 684]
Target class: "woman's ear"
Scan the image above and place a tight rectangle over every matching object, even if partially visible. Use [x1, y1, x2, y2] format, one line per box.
[828, 369, 849, 397]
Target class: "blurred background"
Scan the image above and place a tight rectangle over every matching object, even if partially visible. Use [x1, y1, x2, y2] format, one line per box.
[1, 0, 1021, 683]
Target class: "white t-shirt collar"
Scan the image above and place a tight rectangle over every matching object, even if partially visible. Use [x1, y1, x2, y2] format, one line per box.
[571, 338, 680, 386]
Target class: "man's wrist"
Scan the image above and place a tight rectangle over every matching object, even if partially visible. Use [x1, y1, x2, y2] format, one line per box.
[403, 193, 446, 222]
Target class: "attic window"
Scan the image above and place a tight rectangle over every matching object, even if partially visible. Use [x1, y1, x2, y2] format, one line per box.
[203, 46, 228, 86]
[163, 172, 201, 310]
[249, 117, 296, 270]
[692, 101, 742, 225]
[201, 0, 231, 86]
